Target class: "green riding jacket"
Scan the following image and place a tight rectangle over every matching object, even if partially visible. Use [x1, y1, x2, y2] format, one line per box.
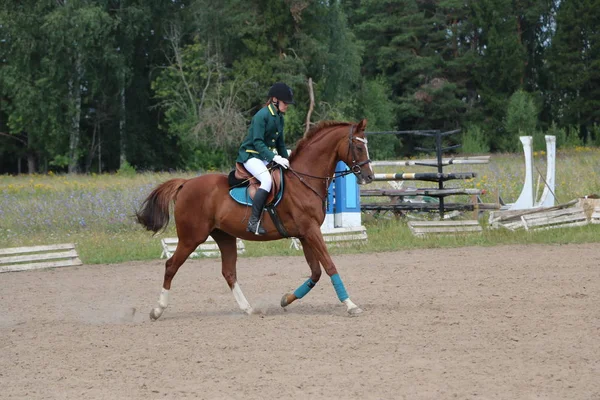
[236, 104, 288, 163]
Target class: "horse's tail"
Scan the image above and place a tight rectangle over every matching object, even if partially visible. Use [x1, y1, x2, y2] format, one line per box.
[135, 178, 187, 234]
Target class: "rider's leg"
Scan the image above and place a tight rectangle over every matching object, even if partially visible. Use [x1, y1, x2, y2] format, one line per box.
[243, 158, 272, 235]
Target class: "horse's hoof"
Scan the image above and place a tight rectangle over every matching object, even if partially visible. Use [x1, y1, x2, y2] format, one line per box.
[149, 308, 163, 321]
[281, 293, 292, 308]
[348, 307, 363, 317]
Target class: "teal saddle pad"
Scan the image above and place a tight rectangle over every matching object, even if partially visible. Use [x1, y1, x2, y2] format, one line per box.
[229, 172, 285, 207]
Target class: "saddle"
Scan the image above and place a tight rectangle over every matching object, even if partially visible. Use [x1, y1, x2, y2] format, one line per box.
[228, 162, 284, 206]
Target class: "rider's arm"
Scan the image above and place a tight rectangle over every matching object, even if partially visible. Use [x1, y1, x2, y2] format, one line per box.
[251, 113, 276, 161]
[275, 119, 288, 158]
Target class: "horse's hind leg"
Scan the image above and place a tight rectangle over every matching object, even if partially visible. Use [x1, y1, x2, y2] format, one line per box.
[281, 237, 322, 308]
[211, 229, 253, 315]
[150, 236, 205, 321]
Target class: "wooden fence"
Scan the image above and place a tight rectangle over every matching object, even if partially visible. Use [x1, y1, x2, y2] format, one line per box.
[0, 243, 82, 273]
[160, 237, 245, 259]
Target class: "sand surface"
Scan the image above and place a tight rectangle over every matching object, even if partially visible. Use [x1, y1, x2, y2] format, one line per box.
[1, 244, 599, 399]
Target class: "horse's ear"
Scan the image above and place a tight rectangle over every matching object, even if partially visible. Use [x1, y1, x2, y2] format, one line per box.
[356, 119, 368, 132]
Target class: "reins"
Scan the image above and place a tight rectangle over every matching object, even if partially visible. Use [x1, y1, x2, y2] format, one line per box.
[234, 124, 371, 210]
[286, 124, 371, 209]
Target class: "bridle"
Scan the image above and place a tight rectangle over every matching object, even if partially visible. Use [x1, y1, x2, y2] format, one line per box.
[346, 124, 372, 175]
[287, 124, 372, 208]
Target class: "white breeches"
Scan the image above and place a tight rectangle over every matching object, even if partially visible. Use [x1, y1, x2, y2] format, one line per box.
[244, 157, 272, 191]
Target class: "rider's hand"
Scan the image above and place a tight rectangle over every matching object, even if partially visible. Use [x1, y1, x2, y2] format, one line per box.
[272, 155, 290, 169]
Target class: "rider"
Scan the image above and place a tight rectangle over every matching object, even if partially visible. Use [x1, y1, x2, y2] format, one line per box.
[236, 82, 294, 235]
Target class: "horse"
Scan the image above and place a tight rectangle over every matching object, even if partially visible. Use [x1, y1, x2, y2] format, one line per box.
[135, 119, 374, 319]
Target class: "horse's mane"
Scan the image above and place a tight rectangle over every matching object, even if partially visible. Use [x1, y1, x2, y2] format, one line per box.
[289, 121, 352, 161]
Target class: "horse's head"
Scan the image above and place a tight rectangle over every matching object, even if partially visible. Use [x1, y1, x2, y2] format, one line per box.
[339, 119, 374, 184]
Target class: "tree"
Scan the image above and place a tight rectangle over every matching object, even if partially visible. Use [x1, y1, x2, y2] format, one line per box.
[504, 89, 539, 152]
[0, 0, 61, 173]
[547, 0, 600, 141]
[152, 34, 249, 169]
[347, 0, 470, 158]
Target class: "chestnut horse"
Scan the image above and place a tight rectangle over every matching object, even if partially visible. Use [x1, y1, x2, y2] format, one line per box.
[136, 119, 373, 319]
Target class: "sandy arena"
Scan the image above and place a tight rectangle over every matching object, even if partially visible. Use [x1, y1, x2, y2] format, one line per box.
[1, 243, 599, 399]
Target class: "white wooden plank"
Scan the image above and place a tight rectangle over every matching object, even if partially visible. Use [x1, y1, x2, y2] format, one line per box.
[522, 207, 585, 220]
[163, 236, 217, 245]
[500, 221, 523, 231]
[160, 237, 245, 259]
[411, 226, 482, 233]
[408, 220, 482, 237]
[0, 243, 75, 256]
[194, 251, 220, 257]
[289, 228, 368, 250]
[0, 250, 79, 265]
[409, 220, 479, 227]
[524, 212, 587, 228]
[321, 226, 367, 234]
[530, 220, 589, 231]
[0, 258, 82, 273]
[197, 244, 220, 250]
[525, 215, 587, 228]
[323, 233, 368, 242]
[410, 226, 482, 234]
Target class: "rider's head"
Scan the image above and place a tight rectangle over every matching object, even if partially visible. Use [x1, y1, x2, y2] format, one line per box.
[268, 82, 294, 113]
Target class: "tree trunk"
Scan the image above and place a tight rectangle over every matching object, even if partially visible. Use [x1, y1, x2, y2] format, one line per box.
[68, 55, 83, 174]
[27, 153, 35, 174]
[26, 132, 35, 174]
[119, 84, 127, 168]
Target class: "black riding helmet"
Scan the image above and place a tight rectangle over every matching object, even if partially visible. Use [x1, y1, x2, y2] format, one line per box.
[268, 82, 295, 104]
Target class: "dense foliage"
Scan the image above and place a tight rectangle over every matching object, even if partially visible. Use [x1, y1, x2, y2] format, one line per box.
[1, 0, 599, 174]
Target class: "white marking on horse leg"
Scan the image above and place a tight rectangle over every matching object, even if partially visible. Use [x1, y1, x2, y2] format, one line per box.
[343, 298, 363, 316]
[232, 282, 254, 315]
[150, 288, 169, 321]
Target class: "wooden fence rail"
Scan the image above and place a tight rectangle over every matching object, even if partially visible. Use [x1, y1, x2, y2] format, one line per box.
[0, 243, 82, 273]
[160, 237, 245, 259]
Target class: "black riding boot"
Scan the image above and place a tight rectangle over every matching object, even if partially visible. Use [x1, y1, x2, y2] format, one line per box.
[247, 188, 269, 235]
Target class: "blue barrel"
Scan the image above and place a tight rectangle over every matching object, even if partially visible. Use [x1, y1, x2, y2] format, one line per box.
[333, 161, 362, 228]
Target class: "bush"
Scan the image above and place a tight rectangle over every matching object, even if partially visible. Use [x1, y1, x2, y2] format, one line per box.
[461, 125, 490, 154]
[503, 90, 539, 152]
[589, 123, 600, 146]
[117, 160, 136, 176]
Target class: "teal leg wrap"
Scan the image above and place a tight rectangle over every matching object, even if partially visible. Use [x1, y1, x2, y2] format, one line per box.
[330, 273, 349, 302]
[293, 278, 316, 299]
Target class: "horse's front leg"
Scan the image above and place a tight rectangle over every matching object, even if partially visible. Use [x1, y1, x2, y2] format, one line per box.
[281, 237, 322, 307]
[287, 228, 362, 316]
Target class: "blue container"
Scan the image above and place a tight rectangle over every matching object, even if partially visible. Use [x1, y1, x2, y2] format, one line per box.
[333, 161, 361, 228]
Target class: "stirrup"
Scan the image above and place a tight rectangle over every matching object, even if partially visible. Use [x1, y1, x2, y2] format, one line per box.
[247, 220, 266, 235]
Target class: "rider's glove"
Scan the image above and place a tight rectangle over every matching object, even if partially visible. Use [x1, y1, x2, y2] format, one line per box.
[272, 155, 290, 169]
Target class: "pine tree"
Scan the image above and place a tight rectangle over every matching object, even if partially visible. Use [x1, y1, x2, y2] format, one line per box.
[547, 0, 600, 140]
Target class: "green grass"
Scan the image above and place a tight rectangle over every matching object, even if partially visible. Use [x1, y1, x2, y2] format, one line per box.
[2, 148, 600, 264]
